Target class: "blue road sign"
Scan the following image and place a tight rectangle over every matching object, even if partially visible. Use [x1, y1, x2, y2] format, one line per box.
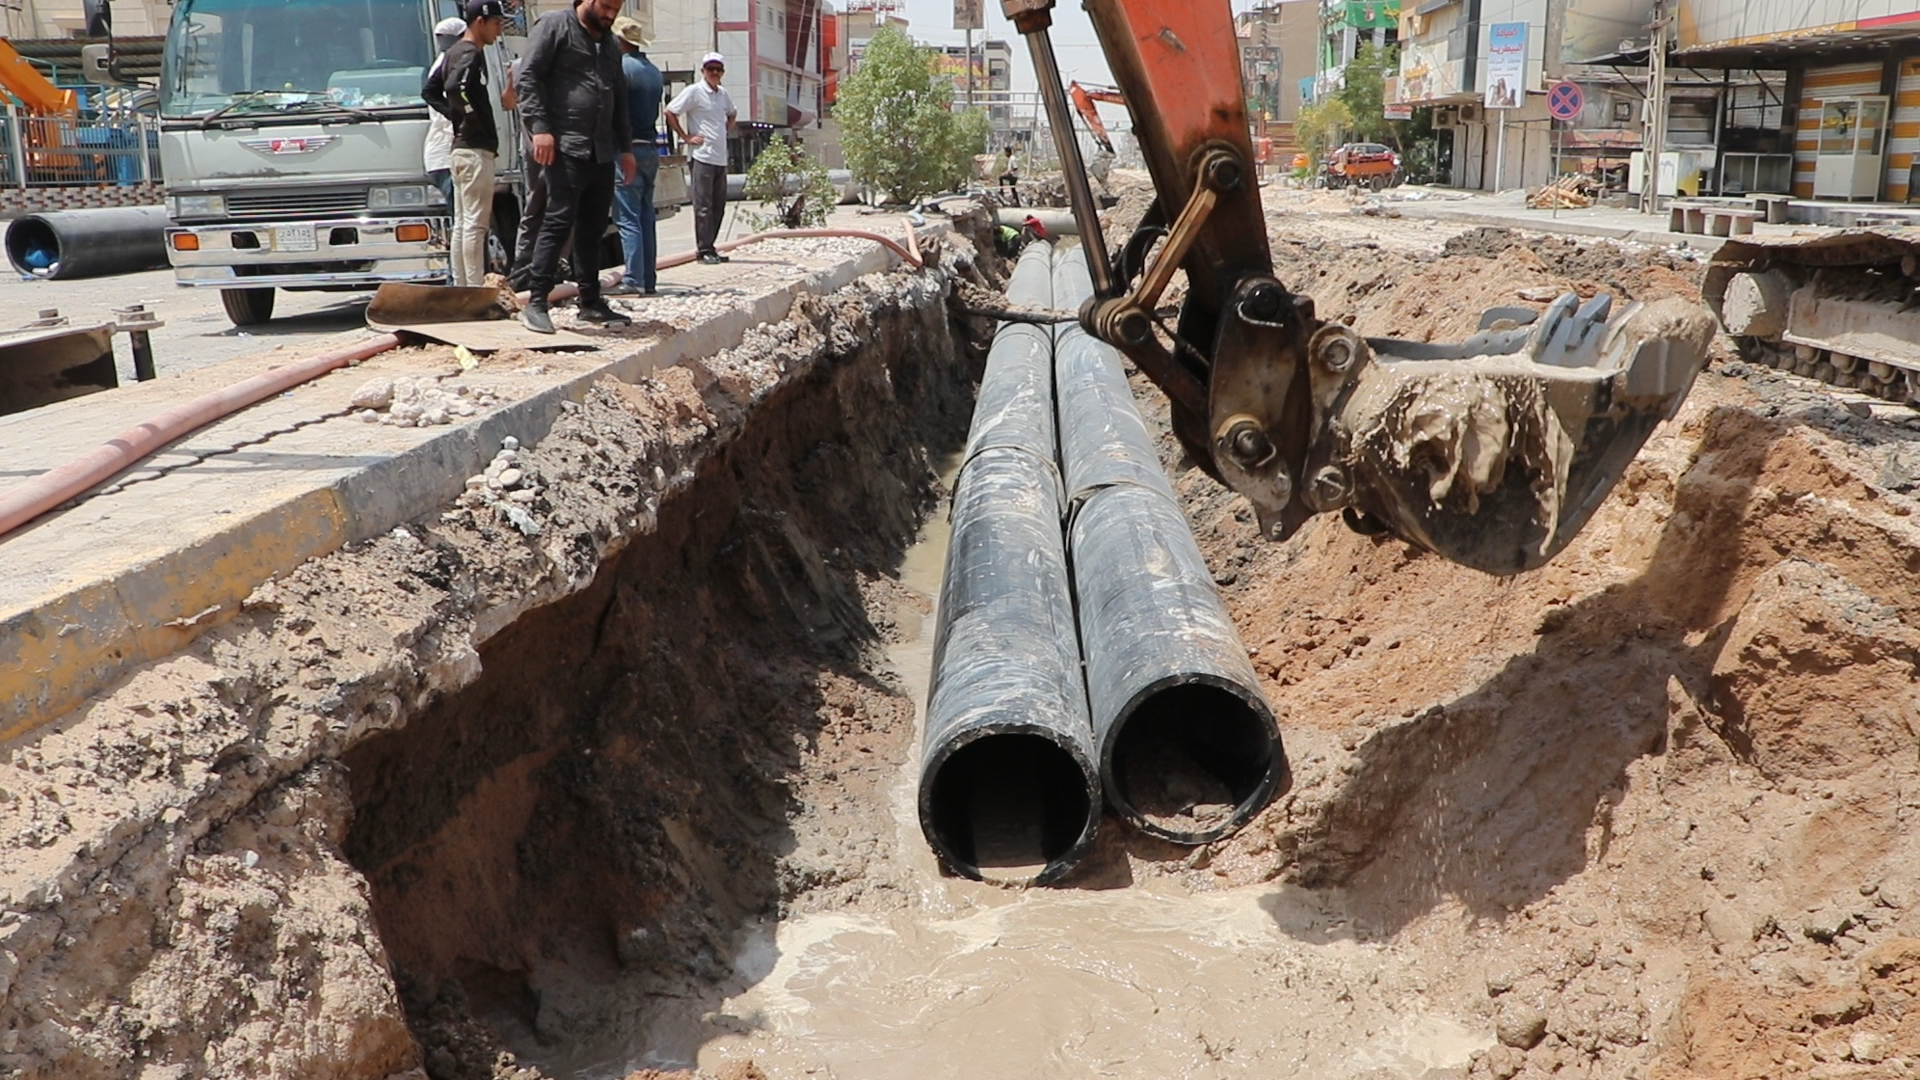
[1548, 81, 1584, 121]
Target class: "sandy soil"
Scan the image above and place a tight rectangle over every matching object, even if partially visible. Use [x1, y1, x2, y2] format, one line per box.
[5, 191, 1920, 1080]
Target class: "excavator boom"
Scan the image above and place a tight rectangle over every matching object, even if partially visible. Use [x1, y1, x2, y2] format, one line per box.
[1003, 0, 1712, 575]
[0, 39, 78, 117]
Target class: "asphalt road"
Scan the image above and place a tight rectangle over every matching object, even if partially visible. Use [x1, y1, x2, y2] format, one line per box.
[1, 202, 732, 385]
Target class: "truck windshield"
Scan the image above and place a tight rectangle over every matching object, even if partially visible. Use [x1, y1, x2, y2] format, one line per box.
[161, 0, 431, 117]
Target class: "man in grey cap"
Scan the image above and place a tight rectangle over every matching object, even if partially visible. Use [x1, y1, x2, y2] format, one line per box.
[666, 51, 736, 264]
[422, 16, 465, 214]
[516, 0, 635, 332]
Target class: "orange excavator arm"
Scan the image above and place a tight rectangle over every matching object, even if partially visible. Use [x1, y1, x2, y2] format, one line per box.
[1068, 81, 1122, 155]
[1003, 0, 1715, 575]
[0, 39, 77, 117]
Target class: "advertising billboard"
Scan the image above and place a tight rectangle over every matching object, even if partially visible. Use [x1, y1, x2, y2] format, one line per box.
[1484, 21, 1527, 109]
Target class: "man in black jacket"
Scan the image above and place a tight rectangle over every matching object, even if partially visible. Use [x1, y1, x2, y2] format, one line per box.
[515, 0, 635, 332]
[423, 0, 505, 287]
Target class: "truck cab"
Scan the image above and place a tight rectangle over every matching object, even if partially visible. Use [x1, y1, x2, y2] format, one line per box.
[156, 0, 523, 325]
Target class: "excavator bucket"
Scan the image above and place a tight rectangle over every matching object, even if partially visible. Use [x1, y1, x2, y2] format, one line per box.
[1312, 294, 1714, 576]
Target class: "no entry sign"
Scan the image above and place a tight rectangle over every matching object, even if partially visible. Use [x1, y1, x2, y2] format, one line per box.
[1548, 81, 1585, 121]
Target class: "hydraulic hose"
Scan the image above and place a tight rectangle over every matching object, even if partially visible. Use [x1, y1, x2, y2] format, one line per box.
[919, 243, 1101, 885]
[4, 207, 169, 280]
[1052, 244, 1288, 844]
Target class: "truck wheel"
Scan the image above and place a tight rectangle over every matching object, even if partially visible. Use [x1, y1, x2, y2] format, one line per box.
[221, 287, 275, 326]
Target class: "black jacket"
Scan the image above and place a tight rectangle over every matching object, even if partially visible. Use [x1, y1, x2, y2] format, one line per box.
[516, 8, 631, 163]
[423, 41, 499, 154]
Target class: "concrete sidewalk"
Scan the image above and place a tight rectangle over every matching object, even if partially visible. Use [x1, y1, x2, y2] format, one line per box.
[0, 207, 931, 740]
[1379, 189, 1823, 252]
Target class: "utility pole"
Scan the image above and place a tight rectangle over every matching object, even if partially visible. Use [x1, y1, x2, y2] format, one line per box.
[1640, 0, 1668, 214]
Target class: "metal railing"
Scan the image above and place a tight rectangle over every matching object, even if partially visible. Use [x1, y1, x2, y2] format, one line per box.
[0, 105, 160, 188]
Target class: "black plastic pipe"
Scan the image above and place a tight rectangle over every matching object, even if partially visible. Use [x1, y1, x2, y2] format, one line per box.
[919, 244, 1102, 885]
[4, 207, 170, 280]
[1052, 244, 1289, 844]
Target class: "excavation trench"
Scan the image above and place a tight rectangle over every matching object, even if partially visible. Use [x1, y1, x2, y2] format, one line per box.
[33, 205, 1908, 1080]
[332, 221, 1920, 1080]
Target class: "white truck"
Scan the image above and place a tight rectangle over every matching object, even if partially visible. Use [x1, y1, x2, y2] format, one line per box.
[137, 0, 683, 326]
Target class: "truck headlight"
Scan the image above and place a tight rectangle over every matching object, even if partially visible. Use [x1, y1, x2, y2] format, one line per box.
[169, 194, 226, 218]
[369, 185, 429, 209]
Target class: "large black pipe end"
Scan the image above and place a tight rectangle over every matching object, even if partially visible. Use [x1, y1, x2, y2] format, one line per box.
[1101, 675, 1289, 845]
[5, 217, 61, 278]
[919, 726, 1101, 886]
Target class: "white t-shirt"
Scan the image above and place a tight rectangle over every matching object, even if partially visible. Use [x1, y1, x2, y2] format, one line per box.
[423, 54, 454, 172]
[667, 80, 736, 168]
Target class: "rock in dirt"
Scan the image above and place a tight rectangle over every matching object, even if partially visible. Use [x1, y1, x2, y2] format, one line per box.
[1496, 1002, 1549, 1049]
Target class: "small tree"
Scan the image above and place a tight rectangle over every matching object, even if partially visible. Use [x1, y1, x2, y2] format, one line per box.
[947, 107, 992, 190]
[1295, 96, 1352, 173]
[742, 135, 837, 229]
[1337, 42, 1399, 146]
[837, 25, 963, 205]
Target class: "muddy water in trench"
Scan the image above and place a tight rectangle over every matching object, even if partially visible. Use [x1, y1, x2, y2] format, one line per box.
[543, 464, 1493, 1080]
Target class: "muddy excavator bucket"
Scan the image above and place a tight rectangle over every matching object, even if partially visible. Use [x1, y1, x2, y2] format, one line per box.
[1308, 294, 1715, 576]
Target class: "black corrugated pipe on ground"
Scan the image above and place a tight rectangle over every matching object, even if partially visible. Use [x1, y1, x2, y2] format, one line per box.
[919, 243, 1102, 885]
[1052, 243, 1289, 845]
[5, 207, 170, 280]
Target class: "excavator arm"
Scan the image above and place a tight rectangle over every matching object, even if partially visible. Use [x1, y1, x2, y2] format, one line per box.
[1005, 0, 1713, 575]
[1068, 81, 1121, 156]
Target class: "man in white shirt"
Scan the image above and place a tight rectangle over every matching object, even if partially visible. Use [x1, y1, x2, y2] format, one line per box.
[665, 52, 737, 263]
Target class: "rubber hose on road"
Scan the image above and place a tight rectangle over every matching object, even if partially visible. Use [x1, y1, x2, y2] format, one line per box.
[4, 207, 170, 280]
[918, 242, 1101, 885]
[1051, 244, 1288, 845]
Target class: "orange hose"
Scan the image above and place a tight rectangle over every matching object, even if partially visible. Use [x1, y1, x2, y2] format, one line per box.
[539, 218, 925, 304]
[0, 334, 403, 539]
[4, 221, 930, 539]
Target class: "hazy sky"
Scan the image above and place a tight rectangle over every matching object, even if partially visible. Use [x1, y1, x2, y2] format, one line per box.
[890, 0, 1268, 95]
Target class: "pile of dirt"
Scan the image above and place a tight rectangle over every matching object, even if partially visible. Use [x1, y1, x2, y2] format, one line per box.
[1132, 245, 1920, 1078]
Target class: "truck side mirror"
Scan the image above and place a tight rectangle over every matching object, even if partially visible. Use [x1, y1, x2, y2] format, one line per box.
[80, 43, 131, 86]
[83, 0, 112, 39]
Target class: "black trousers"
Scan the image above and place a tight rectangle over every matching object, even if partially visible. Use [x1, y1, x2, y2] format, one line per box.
[511, 151, 548, 279]
[528, 151, 615, 302]
[691, 159, 727, 255]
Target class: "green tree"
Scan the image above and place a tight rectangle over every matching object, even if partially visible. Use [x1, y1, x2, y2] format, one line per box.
[1295, 96, 1352, 173]
[947, 107, 993, 190]
[837, 25, 966, 205]
[1337, 42, 1402, 147]
[742, 135, 837, 229]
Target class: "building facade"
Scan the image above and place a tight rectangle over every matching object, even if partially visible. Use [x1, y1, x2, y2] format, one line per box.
[1236, 0, 1319, 125]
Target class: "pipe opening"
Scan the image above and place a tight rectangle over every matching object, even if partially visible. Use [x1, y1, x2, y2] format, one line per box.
[924, 732, 1096, 883]
[1107, 683, 1279, 844]
[5, 218, 60, 275]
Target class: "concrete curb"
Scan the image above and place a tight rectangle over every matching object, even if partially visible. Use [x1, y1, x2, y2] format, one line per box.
[1394, 204, 1729, 253]
[0, 239, 907, 741]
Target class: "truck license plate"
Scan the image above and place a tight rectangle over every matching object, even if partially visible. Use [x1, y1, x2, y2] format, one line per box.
[273, 224, 317, 252]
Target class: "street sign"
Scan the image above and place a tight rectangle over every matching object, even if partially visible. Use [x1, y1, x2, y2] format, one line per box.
[1548, 81, 1585, 121]
[953, 0, 982, 30]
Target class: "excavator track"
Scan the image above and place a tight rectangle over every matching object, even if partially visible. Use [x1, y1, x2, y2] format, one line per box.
[1704, 228, 1920, 408]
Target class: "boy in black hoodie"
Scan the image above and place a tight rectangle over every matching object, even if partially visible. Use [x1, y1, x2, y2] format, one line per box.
[424, 0, 506, 286]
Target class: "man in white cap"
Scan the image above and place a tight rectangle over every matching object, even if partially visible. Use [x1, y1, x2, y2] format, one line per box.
[422, 16, 466, 214]
[666, 51, 736, 263]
